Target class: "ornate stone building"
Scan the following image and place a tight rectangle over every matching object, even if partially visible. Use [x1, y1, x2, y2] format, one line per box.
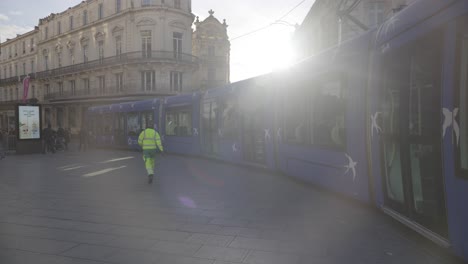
[293, 0, 417, 59]
[192, 10, 230, 90]
[0, 0, 230, 134]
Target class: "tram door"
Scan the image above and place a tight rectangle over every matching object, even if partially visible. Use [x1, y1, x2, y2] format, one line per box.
[202, 101, 218, 155]
[380, 30, 448, 237]
[241, 107, 265, 164]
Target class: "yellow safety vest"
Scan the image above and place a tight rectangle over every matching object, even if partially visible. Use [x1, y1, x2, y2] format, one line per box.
[138, 129, 163, 151]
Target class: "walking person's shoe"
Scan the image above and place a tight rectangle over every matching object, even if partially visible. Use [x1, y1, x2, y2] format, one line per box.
[148, 174, 153, 184]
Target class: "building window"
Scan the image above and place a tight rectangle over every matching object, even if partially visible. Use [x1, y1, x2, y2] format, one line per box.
[98, 76, 106, 94]
[69, 49, 75, 65]
[44, 55, 49, 71]
[459, 34, 468, 173]
[369, 2, 385, 27]
[45, 84, 50, 96]
[188, 0, 191, 12]
[30, 38, 34, 51]
[70, 80, 76, 95]
[57, 53, 62, 68]
[142, 0, 152, 7]
[170, 71, 182, 92]
[9, 65, 12, 77]
[208, 46, 215, 56]
[173, 32, 182, 58]
[116, 0, 121, 12]
[31, 85, 35, 98]
[165, 107, 192, 136]
[14, 44, 17, 56]
[116, 73, 123, 92]
[14, 64, 17, 76]
[83, 10, 88, 25]
[98, 4, 104, 20]
[115, 36, 122, 57]
[22, 41, 26, 54]
[8, 46, 12, 58]
[45, 27, 49, 39]
[82, 78, 90, 94]
[22, 63, 26, 75]
[174, 0, 180, 9]
[83, 45, 88, 63]
[31, 60, 35, 73]
[57, 21, 62, 34]
[98, 41, 104, 62]
[70, 16, 74, 30]
[58, 82, 64, 95]
[141, 71, 155, 91]
[207, 68, 215, 81]
[141, 30, 152, 58]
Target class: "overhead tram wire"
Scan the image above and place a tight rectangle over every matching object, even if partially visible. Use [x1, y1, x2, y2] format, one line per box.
[230, 0, 308, 41]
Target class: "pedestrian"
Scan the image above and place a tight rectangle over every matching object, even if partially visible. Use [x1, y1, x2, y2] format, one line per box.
[138, 121, 164, 184]
[79, 127, 88, 152]
[43, 124, 55, 154]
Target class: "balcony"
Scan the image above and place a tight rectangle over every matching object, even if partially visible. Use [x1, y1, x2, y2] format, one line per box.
[44, 88, 176, 101]
[36, 51, 199, 79]
[0, 75, 36, 86]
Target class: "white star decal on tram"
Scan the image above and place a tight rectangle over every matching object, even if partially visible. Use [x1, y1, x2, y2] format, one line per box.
[442, 108, 460, 146]
[264, 129, 271, 140]
[371, 112, 382, 139]
[193, 128, 199, 136]
[344, 153, 358, 182]
[232, 143, 238, 152]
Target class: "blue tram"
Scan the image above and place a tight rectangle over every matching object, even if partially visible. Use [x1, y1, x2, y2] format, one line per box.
[87, 0, 468, 261]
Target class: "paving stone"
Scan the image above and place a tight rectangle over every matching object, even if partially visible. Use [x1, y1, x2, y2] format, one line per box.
[103, 236, 159, 250]
[0, 248, 109, 264]
[244, 250, 300, 264]
[104, 248, 161, 264]
[186, 233, 235, 247]
[229, 237, 279, 252]
[0, 234, 77, 254]
[209, 218, 249, 227]
[150, 241, 202, 256]
[216, 227, 262, 238]
[194, 245, 249, 262]
[61, 244, 119, 261]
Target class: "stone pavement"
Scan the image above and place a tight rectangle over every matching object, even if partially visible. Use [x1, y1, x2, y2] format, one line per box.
[0, 149, 462, 264]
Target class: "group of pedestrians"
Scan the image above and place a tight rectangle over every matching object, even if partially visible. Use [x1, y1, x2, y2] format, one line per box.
[42, 124, 71, 154]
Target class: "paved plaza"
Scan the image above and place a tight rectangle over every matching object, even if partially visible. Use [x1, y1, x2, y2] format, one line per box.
[0, 149, 462, 264]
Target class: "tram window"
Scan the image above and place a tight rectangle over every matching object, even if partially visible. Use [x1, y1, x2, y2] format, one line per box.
[283, 86, 307, 144]
[459, 35, 468, 172]
[221, 99, 238, 139]
[141, 111, 154, 130]
[310, 78, 346, 148]
[165, 108, 192, 136]
[127, 112, 140, 136]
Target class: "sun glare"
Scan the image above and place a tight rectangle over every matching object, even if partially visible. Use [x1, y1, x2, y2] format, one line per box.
[231, 25, 296, 81]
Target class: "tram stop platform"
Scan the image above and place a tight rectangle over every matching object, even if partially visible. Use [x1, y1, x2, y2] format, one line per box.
[0, 149, 463, 264]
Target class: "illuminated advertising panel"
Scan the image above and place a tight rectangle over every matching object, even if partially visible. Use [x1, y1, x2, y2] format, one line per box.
[18, 105, 41, 140]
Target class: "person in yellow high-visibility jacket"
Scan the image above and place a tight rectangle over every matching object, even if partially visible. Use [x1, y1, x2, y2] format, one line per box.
[138, 122, 164, 184]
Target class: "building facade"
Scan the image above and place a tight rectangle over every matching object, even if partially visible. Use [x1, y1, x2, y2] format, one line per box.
[192, 10, 230, 90]
[0, 0, 230, 134]
[293, 0, 417, 59]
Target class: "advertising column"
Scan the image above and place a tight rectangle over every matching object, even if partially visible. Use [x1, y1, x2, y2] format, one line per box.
[16, 104, 43, 154]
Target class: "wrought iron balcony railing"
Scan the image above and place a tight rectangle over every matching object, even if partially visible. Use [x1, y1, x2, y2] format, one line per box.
[35, 51, 198, 79]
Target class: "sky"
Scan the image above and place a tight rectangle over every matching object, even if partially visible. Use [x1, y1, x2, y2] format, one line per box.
[0, 0, 315, 82]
